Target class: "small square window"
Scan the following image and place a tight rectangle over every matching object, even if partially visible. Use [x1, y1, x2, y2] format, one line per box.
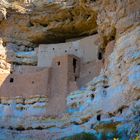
[97, 114, 101, 121]
[57, 61, 60, 66]
[10, 78, 14, 83]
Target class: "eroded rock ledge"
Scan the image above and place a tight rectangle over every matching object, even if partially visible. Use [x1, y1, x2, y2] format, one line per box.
[0, 0, 140, 140]
[0, 0, 97, 46]
[0, 26, 139, 140]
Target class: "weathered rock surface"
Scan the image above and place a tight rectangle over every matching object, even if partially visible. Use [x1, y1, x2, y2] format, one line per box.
[0, 39, 37, 67]
[0, 0, 97, 46]
[0, 0, 139, 47]
[0, 26, 139, 139]
[0, 0, 140, 140]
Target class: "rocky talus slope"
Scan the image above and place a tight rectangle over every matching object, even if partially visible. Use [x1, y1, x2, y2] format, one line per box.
[0, 0, 140, 139]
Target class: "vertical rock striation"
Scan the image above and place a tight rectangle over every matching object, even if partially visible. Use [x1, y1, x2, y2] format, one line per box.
[0, 0, 139, 139]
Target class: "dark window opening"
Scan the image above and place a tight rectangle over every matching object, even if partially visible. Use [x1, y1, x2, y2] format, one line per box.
[98, 51, 102, 60]
[75, 49, 78, 52]
[91, 94, 95, 100]
[57, 61, 60, 66]
[32, 81, 34, 84]
[97, 114, 101, 121]
[10, 71, 13, 74]
[119, 108, 123, 114]
[73, 58, 77, 73]
[103, 85, 109, 88]
[10, 78, 14, 83]
[53, 48, 55, 50]
[65, 50, 67, 53]
[75, 76, 78, 81]
[89, 71, 91, 74]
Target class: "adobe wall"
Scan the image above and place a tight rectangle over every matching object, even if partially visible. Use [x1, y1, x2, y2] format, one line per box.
[38, 35, 99, 67]
[0, 34, 103, 116]
[0, 66, 51, 98]
[67, 55, 80, 93]
[46, 55, 80, 115]
[67, 55, 80, 82]
[77, 60, 103, 87]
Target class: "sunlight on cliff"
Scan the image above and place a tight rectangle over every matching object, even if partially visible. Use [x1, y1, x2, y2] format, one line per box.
[11, 1, 28, 13]
[0, 0, 28, 14]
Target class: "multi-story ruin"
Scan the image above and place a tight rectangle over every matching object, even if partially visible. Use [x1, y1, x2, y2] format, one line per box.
[0, 35, 103, 115]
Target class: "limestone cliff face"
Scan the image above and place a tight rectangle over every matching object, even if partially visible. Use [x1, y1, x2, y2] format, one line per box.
[0, 0, 140, 140]
[0, 0, 97, 46]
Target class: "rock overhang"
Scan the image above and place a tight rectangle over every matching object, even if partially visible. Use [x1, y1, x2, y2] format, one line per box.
[0, 1, 98, 46]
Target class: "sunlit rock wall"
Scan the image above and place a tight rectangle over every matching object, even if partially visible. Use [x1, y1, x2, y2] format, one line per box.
[0, 26, 139, 140]
[0, 0, 139, 140]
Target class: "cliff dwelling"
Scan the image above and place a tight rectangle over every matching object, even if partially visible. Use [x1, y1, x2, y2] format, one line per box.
[0, 35, 103, 115]
[0, 0, 139, 139]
